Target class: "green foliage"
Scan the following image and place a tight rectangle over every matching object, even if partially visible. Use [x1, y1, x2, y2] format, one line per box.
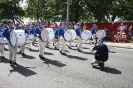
[0, 0, 25, 21]
[1, 0, 132, 22]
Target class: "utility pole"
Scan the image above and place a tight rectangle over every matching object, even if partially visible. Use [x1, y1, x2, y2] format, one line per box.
[66, 0, 70, 29]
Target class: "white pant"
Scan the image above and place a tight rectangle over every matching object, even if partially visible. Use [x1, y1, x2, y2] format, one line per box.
[92, 34, 97, 44]
[27, 40, 31, 49]
[77, 36, 83, 50]
[0, 44, 4, 57]
[7, 40, 17, 62]
[68, 41, 73, 47]
[20, 45, 25, 53]
[54, 38, 60, 49]
[39, 39, 46, 56]
[59, 36, 66, 53]
[33, 37, 37, 43]
[45, 41, 49, 47]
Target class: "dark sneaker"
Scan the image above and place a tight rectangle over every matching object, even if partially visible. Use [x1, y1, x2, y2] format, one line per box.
[21, 53, 26, 56]
[32, 42, 35, 46]
[60, 51, 66, 55]
[99, 62, 104, 71]
[9, 61, 13, 65]
[39, 55, 45, 59]
[1, 56, 5, 58]
[19, 51, 21, 54]
[78, 49, 82, 52]
[68, 46, 71, 49]
[13, 62, 18, 65]
[29, 48, 32, 50]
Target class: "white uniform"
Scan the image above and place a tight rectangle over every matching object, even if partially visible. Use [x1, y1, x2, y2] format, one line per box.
[0, 29, 5, 57]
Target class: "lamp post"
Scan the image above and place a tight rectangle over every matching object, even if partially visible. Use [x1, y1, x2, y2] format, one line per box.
[66, 0, 70, 29]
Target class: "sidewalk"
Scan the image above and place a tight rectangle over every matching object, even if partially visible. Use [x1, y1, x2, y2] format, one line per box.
[104, 42, 133, 49]
[80, 40, 133, 49]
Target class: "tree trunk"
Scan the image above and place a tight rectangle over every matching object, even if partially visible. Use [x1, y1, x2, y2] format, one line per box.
[112, 15, 116, 22]
[74, 0, 79, 23]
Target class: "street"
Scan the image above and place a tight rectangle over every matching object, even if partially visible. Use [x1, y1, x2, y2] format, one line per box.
[0, 42, 133, 88]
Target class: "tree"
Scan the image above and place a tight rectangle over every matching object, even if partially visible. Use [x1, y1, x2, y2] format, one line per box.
[0, 0, 24, 21]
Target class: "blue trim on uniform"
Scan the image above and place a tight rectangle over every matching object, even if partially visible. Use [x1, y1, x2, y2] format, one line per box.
[75, 28, 81, 36]
[91, 28, 96, 35]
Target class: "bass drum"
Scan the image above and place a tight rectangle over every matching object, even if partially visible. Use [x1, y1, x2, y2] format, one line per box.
[64, 29, 76, 41]
[40, 28, 55, 42]
[10, 30, 26, 46]
[81, 30, 92, 40]
[96, 30, 106, 39]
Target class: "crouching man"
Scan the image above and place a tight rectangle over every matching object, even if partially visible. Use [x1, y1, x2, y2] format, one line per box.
[91, 39, 109, 71]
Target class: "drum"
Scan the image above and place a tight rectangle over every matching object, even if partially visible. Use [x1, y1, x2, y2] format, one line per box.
[64, 29, 76, 41]
[27, 34, 34, 40]
[81, 30, 92, 40]
[10, 30, 26, 46]
[96, 30, 106, 39]
[40, 28, 55, 42]
[0, 37, 7, 44]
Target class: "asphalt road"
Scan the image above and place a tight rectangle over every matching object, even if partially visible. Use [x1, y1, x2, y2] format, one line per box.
[0, 42, 133, 88]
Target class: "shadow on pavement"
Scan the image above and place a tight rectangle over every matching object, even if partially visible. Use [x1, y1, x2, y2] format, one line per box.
[0, 58, 9, 63]
[81, 51, 95, 55]
[64, 54, 88, 61]
[67, 47, 77, 50]
[104, 67, 122, 74]
[93, 66, 122, 74]
[21, 54, 35, 59]
[44, 52, 54, 55]
[30, 49, 39, 52]
[48, 47, 58, 51]
[109, 51, 116, 53]
[81, 47, 90, 49]
[41, 58, 66, 67]
[9, 65, 37, 77]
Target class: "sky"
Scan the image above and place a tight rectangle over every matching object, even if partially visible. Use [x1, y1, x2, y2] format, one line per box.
[19, 0, 28, 8]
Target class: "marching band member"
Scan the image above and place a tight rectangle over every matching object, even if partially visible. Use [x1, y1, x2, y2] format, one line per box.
[58, 22, 67, 55]
[35, 20, 46, 58]
[2, 19, 18, 65]
[54, 24, 60, 50]
[75, 22, 83, 52]
[32, 24, 38, 45]
[0, 23, 5, 58]
[14, 22, 20, 30]
[19, 24, 26, 56]
[91, 24, 97, 44]
[25, 24, 34, 50]
[45, 22, 52, 48]
[68, 23, 73, 48]
[53, 23, 59, 47]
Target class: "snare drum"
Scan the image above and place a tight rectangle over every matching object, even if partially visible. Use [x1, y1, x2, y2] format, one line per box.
[40, 28, 55, 42]
[96, 30, 106, 39]
[9, 30, 26, 46]
[81, 30, 92, 40]
[64, 29, 76, 41]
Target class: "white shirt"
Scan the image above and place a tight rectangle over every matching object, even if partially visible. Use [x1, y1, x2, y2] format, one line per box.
[120, 26, 126, 31]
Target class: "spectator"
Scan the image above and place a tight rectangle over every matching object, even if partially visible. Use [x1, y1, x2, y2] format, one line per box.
[110, 23, 115, 41]
[121, 32, 127, 43]
[104, 27, 107, 34]
[128, 24, 132, 38]
[114, 32, 120, 42]
[119, 23, 126, 36]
